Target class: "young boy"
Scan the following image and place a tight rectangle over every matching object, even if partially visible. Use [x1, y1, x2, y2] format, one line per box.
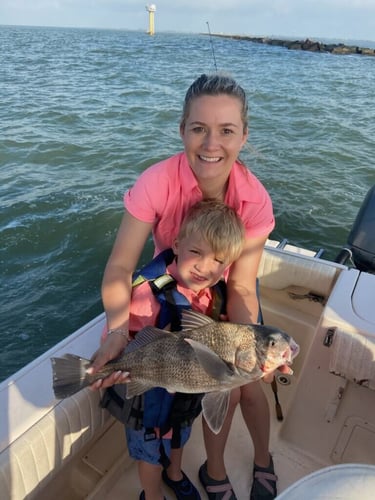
[106, 200, 245, 500]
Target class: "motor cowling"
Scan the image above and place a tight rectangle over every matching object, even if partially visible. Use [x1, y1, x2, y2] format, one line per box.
[346, 184, 375, 273]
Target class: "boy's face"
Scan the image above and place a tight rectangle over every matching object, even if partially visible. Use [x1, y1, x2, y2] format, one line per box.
[172, 233, 229, 293]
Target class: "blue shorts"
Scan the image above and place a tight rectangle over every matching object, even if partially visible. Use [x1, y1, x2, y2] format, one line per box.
[125, 426, 192, 465]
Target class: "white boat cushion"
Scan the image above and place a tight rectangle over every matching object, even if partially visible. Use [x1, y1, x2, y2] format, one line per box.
[329, 328, 375, 390]
[258, 248, 340, 297]
[0, 389, 109, 499]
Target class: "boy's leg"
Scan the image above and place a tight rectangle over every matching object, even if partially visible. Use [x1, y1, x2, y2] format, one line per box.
[126, 427, 166, 499]
[138, 460, 165, 500]
[161, 429, 201, 499]
[166, 447, 184, 480]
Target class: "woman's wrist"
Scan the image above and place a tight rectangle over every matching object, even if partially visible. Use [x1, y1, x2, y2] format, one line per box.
[107, 328, 129, 340]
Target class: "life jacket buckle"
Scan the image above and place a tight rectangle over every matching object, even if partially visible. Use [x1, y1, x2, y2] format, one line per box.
[144, 428, 157, 441]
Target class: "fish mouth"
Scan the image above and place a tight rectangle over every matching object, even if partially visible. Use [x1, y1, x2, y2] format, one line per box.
[282, 344, 298, 365]
[280, 340, 300, 366]
[260, 342, 300, 373]
[290, 340, 300, 359]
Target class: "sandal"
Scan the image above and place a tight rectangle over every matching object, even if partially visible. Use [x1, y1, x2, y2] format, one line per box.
[139, 492, 166, 500]
[250, 456, 278, 499]
[198, 461, 236, 500]
[162, 469, 201, 499]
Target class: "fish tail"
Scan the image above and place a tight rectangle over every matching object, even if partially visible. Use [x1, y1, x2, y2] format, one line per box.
[51, 354, 92, 399]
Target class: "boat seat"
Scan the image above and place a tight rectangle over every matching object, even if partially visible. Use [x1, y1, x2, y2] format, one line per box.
[276, 463, 375, 499]
[258, 247, 342, 298]
[0, 388, 110, 499]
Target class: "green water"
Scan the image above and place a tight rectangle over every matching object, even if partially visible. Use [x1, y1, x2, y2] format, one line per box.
[1, 25, 374, 380]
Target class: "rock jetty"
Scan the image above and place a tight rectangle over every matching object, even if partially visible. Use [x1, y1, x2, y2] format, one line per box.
[210, 34, 375, 57]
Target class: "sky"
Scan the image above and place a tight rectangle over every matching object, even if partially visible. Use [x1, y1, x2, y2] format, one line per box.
[1, 0, 375, 43]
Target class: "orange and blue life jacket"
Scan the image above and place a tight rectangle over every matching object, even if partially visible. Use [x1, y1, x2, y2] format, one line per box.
[101, 249, 227, 458]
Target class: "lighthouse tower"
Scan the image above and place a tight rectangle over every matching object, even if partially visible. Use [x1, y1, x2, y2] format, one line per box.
[145, 4, 156, 35]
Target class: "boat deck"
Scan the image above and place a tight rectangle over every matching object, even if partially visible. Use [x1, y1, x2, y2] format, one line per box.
[94, 384, 325, 499]
[2, 244, 375, 500]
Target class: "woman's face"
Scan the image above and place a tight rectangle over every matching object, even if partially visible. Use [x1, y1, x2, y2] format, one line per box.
[180, 94, 248, 184]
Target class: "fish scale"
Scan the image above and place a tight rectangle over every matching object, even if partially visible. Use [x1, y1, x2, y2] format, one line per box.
[51, 309, 299, 433]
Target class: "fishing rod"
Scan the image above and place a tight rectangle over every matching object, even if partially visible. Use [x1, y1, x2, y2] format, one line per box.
[206, 21, 218, 72]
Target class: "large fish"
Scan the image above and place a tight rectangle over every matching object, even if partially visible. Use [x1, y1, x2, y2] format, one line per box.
[51, 310, 299, 433]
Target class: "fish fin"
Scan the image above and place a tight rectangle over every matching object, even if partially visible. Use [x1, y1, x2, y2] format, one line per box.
[181, 309, 215, 331]
[125, 326, 175, 353]
[202, 391, 230, 434]
[51, 354, 91, 399]
[184, 338, 235, 380]
[125, 380, 155, 398]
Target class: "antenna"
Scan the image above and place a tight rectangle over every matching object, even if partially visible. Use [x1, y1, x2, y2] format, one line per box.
[206, 21, 218, 72]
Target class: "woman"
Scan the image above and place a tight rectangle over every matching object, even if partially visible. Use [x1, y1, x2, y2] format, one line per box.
[90, 74, 285, 500]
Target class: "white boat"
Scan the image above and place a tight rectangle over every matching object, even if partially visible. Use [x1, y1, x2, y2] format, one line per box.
[1, 185, 374, 500]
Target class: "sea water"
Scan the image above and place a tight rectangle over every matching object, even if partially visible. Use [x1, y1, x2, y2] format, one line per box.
[0, 25, 374, 380]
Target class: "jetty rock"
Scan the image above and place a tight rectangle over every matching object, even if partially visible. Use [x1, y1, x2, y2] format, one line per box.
[209, 34, 375, 57]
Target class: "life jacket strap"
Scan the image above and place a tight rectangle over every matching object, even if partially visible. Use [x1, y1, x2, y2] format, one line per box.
[100, 248, 227, 453]
[151, 273, 176, 291]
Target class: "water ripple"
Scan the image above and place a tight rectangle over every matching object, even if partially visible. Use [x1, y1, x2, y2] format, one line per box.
[0, 26, 374, 380]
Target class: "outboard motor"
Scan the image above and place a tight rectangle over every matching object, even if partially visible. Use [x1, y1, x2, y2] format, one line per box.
[336, 184, 375, 273]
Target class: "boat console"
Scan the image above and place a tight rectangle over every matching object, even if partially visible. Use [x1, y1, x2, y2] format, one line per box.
[278, 263, 375, 474]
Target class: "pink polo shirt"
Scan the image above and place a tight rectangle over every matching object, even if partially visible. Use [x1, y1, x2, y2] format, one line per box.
[124, 152, 275, 256]
[129, 260, 213, 333]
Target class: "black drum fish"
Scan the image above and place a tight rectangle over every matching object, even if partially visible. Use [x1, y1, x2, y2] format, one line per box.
[51, 310, 299, 433]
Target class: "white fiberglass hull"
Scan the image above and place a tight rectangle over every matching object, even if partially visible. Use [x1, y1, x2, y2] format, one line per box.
[1, 242, 375, 499]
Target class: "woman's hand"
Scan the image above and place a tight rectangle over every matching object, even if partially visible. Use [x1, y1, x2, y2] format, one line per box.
[87, 334, 130, 390]
[262, 364, 293, 384]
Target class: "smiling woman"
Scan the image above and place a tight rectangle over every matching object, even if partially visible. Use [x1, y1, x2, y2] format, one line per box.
[89, 73, 280, 499]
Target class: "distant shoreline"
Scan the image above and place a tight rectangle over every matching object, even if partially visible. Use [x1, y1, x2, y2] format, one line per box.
[209, 33, 375, 57]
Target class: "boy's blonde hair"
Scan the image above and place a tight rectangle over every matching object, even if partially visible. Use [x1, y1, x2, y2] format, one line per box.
[178, 200, 245, 265]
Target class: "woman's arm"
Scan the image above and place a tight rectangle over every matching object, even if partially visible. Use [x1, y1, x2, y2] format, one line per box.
[226, 235, 267, 324]
[102, 210, 153, 330]
[227, 235, 293, 378]
[88, 210, 153, 388]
